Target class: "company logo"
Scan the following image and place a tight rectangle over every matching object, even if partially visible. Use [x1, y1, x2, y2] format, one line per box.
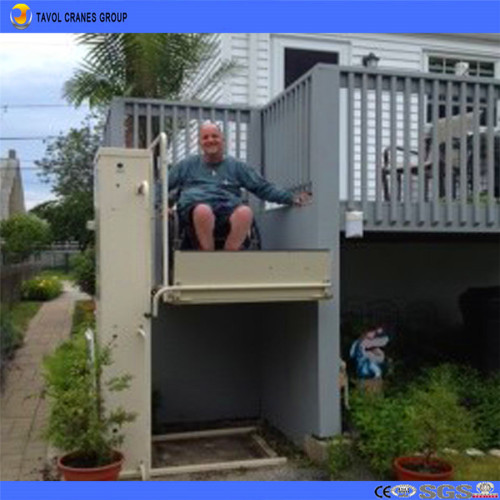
[375, 486, 392, 498]
[392, 485, 417, 498]
[10, 3, 32, 29]
[420, 484, 473, 499]
[474, 482, 498, 498]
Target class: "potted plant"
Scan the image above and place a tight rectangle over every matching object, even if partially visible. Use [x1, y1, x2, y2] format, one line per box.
[393, 370, 477, 480]
[43, 332, 135, 480]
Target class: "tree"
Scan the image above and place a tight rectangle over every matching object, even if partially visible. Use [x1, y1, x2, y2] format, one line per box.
[0, 213, 52, 263]
[64, 34, 233, 107]
[33, 117, 99, 249]
[31, 193, 94, 250]
[35, 117, 100, 198]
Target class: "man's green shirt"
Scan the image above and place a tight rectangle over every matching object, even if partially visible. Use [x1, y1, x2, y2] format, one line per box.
[168, 155, 294, 217]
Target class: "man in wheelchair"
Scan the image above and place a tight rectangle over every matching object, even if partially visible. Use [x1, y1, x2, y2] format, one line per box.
[168, 121, 310, 251]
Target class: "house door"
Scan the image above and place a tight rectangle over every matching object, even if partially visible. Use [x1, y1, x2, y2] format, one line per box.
[284, 48, 338, 89]
[270, 35, 349, 96]
[270, 35, 350, 199]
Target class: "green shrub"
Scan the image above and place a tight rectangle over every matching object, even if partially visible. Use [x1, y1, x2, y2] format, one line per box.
[407, 376, 477, 464]
[414, 364, 500, 450]
[349, 364, 481, 476]
[43, 332, 135, 466]
[0, 213, 52, 263]
[71, 248, 95, 296]
[71, 300, 95, 336]
[328, 435, 355, 478]
[21, 275, 63, 301]
[0, 310, 22, 363]
[350, 390, 419, 476]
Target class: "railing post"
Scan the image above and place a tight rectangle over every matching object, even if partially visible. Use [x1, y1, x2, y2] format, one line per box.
[309, 64, 341, 437]
[107, 98, 126, 147]
[247, 108, 263, 209]
[247, 108, 262, 173]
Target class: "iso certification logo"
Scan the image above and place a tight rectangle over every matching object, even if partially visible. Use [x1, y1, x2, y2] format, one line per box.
[392, 485, 417, 498]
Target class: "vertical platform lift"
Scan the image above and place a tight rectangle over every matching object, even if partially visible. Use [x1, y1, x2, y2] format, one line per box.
[95, 138, 339, 478]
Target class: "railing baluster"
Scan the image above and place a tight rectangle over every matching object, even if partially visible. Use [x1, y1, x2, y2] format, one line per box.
[403, 76, 411, 224]
[235, 109, 241, 159]
[347, 72, 354, 208]
[486, 84, 495, 226]
[418, 78, 425, 224]
[172, 106, 178, 164]
[223, 109, 229, 156]
[361, 73, 368, 213]
[445, 81, 453, 225]
[146, 103, 152, 147]
[431, 80, 440, 225]
[293, 85, 302, 188]
[473, 84, 481, 226]
[197, 107, 203, 154]
[184, 106, 190, 157]
[133, 102, 139, 149]
[305, 78, 311, 188]
[390, 76, 397, 223]
[459, 82, 467, 225]
[375, 74, 382, 223]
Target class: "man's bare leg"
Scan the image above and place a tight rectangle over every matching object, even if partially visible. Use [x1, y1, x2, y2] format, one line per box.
[225, 205, 253, 251]
[192, 204, 215, 250]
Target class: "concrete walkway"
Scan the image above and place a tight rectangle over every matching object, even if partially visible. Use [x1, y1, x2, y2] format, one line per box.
[0, 283, 89, 480]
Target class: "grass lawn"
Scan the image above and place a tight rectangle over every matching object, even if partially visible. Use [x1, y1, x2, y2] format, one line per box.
[448, 453, 500, 480]
[10, 301, 42, 334]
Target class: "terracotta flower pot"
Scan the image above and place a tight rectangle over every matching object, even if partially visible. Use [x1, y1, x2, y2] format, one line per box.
[58, 451, 124, 481]
[393, 456, 453, 481]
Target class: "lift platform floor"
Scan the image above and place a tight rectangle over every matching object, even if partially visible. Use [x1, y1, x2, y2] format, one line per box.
[150, 427, 286, 475]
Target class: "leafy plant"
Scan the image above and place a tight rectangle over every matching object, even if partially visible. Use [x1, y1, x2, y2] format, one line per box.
[0, 309, 22, 363]
[328, 435, 355, 478]
[21, 275, 63, 301]
[43, 332, 135, 467]
[0, 213, 52, 263]
[350, 390, 419, 476]
[70, 248, 96, 296]
[407, 377, 477, 466]
[418, 364, 500, 450]
[63, 34, 235, 107]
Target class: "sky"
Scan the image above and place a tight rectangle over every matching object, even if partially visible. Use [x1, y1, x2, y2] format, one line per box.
[0, 34, 90, 209]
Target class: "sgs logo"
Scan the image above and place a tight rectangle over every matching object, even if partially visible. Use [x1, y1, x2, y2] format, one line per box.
[10, 3, 32, 30]
[419, 484, 473, 499]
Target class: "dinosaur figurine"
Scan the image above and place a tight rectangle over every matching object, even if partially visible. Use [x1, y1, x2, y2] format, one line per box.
[349, 327, 390, 379]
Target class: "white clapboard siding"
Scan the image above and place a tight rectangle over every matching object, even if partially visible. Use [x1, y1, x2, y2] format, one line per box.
[181, 34, 499, 198]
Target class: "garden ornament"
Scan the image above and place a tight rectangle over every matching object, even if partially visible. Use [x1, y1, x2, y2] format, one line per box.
[349, 327, 389, 378]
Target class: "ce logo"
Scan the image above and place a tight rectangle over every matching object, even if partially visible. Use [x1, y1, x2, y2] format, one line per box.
[375, 486, 391, 498]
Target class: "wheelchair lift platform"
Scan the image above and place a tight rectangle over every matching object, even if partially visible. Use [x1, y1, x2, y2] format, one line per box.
[96, 145, 338, 479]
[157, 250, 332, 307]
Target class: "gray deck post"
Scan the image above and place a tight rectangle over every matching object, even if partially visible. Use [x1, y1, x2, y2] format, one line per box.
[108, 98, 126, 147]
[309, 65, 341, 437]
[247, 108, 263, 209]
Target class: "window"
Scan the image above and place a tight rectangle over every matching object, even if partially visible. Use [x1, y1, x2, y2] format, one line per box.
[284, 48, 338, 88]
[427, 56, 495, 125]
[429, 56, 494, 78]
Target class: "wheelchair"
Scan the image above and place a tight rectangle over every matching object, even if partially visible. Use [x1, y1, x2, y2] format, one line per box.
[168, 205, 262, 251]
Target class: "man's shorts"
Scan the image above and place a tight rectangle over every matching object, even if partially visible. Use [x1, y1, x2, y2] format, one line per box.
[180, 201, 239, 241]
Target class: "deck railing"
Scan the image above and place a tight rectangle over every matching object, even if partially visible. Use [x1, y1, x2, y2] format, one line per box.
[261, 71, 313, 194]
[335, 65, 500, 228]
[103, 65, 500, 232]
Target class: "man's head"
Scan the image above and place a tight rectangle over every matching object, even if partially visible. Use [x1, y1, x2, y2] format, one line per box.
[199, 121, 224, 162]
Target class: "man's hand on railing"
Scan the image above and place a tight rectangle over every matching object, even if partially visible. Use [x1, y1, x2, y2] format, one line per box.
[293, 191, 312, 206]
